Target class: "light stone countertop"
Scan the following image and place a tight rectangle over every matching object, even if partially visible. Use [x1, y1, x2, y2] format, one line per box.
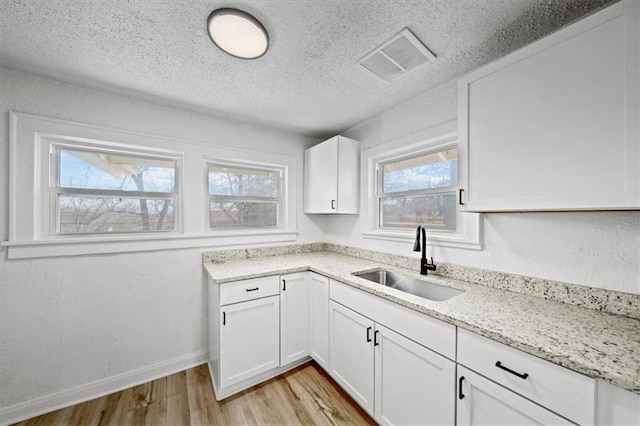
[204, 251, 640, 395]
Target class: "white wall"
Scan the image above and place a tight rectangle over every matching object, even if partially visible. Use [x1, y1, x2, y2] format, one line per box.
[1, 61, 639, 421]
[336, 80, 640, 294]
[0, 67, 325, 418]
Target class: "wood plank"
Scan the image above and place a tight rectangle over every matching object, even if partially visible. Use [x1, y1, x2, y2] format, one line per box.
[185, 365, 221, 425]
[106, 385, 134, 426]
[94, 389, 123, 426]
[144, 376, 167, 426]
[165, 370, 190, 425]
[14, 362, 374, 426]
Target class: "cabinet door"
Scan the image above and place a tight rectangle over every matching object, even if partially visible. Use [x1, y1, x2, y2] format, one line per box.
[304, 137, 338, 213]
[335, 136, 360, 214]
[374, 324, 455, 425]
[219, 296, 280, 389]
[309, 272, 329, 370]
[596, 379, 640, 426]
[329, 301, 375, 414]
[459, 1, 639, 211]
[457, 366, 572, 426]
[280, 272, 310, 366]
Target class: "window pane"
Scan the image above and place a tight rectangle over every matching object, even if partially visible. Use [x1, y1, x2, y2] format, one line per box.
[208, 165, 280, 197]
[210, 201, 277, 228]
[59, 195, 174, 233]
[58, 148, 176, 193]
[381, 194, 456, 230]
[382, 148, 458, 193]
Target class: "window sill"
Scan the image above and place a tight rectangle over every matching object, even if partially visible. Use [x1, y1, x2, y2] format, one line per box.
[361, 229, 482, 250]
[2, 230, 299, 259]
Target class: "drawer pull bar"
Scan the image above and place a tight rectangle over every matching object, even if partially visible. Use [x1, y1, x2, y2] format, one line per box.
[495, 361, 529, 380]
[458, 376, 465, 400]
[245, 287, 259, 292]
[282, 279, 286, 291]
[366, 327, 372, 342]
[222, 311, 226, 326]
[374, 330, 380, 346]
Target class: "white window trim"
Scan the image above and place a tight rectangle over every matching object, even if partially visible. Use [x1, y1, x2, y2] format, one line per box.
[361, 121, 482, 250]
[204, 159, 287, 231]
[5, 112, 298, 259]
[48, 139, 183, 237]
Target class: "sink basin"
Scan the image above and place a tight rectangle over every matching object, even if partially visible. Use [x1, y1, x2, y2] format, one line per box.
[353, 270, 464, 301]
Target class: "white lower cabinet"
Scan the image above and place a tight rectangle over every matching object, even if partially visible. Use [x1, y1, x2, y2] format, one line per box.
[329, 300, 375, 413]
[309, 272, 329, 370]
[597, 379, 640, 426]
[210, 273, 321, 400]
[209, 274, 631, 426]
[375, 323, 455, 425]
[457, 328, 595, 425]
[457, 366, 572, 425]
[280, 272, 310, 366]
[219, 295, 280, 389]
[329, 300, 456, 424]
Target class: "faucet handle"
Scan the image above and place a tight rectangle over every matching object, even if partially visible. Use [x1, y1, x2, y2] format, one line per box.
[425, 257, 437, 271]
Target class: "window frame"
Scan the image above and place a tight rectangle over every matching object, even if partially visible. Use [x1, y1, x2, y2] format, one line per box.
[5, 112, 297, 258]
[49, 141, 181, 236]
[376, 143, 459, 232]
[361, 122, 481, 250]
[206, 160, 284, 230]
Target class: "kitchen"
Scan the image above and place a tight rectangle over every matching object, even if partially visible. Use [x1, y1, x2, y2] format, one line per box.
[1, 0, 638, 425]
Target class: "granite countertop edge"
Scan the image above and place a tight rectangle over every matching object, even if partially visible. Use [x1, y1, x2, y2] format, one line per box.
[203, 253, 640, 395]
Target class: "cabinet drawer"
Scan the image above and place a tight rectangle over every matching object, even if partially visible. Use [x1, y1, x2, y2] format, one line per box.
[458, 328, 595, 425]
[219, 276, 280, 306]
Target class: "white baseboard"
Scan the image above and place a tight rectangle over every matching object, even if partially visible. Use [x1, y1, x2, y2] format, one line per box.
[0, 350, 208, 426]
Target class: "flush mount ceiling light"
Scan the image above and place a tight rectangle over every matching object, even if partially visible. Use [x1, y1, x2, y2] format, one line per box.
[207, 8, 269, 59]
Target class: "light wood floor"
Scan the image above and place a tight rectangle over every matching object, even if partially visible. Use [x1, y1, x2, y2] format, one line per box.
[15, 362, 375, 426]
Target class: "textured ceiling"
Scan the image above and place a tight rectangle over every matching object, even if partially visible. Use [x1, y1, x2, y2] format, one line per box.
[0, 0, 615, 137]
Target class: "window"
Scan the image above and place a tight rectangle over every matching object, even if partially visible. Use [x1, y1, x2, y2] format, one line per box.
[377, 147, 458, 231]
[52, 143, 179, 235]
[361, 122, 480, 249]
[7, 112, 298, 258]
[207, 162, 282, 229]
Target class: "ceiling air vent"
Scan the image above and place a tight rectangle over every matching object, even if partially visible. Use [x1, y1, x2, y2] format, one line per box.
[358, 28, 436, 82]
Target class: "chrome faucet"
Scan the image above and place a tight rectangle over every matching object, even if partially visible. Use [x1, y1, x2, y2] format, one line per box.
[413, 226, 436, 275]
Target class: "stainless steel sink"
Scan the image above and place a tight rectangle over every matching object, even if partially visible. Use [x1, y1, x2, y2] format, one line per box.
[353, 270, 464, 301]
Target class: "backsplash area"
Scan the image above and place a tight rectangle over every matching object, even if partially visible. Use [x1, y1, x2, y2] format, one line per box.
[203, 243, 639, 319]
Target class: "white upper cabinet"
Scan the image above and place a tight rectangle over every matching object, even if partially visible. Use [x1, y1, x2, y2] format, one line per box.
[304, 135, 360, 214]
[458, 0, 639, 211]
